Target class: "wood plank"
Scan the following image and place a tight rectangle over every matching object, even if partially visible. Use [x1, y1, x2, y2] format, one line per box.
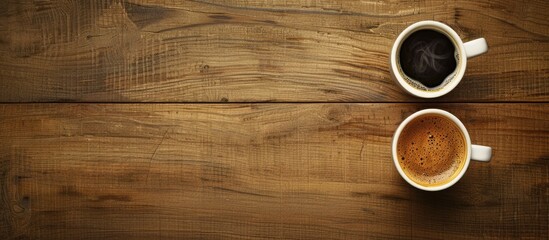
[0, 103, 547, 239]
[0, 0, 547, 102]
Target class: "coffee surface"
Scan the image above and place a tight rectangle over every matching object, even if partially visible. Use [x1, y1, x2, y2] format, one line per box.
[399, 29, 458, 89]
[397, 114, 467, 186]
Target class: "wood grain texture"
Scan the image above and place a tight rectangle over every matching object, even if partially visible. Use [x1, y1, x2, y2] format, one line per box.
[1, 104, 547, 239]
[0, 0, 547, 102]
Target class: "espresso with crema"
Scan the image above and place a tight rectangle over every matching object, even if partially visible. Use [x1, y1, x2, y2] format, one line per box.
[397, 114, 467, 186]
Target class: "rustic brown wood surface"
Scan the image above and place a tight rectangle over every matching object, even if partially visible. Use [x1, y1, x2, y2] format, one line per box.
[0, 0, 548, 102]
[1, 104, 547, 239]
[1, 0, 548, 239]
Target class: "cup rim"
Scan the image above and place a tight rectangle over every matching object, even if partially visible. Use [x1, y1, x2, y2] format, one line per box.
[390, 20, 467, 98]
[392, 109, 472, 191]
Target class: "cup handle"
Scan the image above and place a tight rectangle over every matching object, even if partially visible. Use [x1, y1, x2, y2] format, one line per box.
[471, 144, 492, 162]
[463, 38, 488, 58]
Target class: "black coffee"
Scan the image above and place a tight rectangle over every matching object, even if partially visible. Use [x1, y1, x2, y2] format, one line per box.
[399, 29, 457, 88]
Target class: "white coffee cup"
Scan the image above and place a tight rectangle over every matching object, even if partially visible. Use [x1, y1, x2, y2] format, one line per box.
[392, 109, 492, 191]
[390, 21, 488, 98]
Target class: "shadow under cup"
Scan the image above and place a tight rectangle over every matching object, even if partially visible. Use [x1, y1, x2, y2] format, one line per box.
[395, 27, 463, 93]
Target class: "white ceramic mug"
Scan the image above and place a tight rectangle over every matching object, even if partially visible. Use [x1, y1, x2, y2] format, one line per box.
[392, 109, 492, 191]
[390, 21, 488, 98]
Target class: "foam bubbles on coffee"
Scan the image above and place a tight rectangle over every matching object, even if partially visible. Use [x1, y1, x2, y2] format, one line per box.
[397, 114, 466, 186]
[399, 29, 458, 90]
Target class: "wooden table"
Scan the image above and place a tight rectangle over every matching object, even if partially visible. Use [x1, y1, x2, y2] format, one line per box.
[1, 1, 547, 239]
